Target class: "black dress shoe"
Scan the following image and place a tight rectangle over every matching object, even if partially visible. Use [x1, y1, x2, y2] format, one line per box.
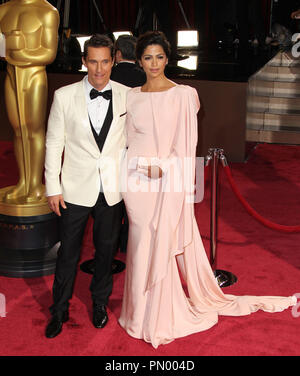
[45, 311, 69, 338]
[93, 304, 108, 329]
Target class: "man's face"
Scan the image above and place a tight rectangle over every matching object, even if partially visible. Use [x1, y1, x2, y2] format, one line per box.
[82, 46, 114, 91]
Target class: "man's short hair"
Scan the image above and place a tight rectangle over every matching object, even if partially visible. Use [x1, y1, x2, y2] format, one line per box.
[115, 35, 138, 61]
[83, 34, 114, 59]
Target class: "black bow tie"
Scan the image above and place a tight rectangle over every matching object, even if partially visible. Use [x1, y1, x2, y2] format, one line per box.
[90, 88, 112, 101]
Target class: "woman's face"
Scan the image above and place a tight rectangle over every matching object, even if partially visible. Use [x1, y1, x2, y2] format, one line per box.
[139, 44, 168, 79]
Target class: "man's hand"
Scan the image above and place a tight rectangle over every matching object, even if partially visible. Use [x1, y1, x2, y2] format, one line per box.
[47, 194, 67, 216]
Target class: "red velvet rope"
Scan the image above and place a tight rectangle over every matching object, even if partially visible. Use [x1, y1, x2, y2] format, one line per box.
[204, 164, 210, 182]
[223, 165, 300, 233]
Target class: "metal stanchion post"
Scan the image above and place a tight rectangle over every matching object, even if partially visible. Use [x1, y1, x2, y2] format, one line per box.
[208, 148, 237, 287]
[209, 148, 219, 271]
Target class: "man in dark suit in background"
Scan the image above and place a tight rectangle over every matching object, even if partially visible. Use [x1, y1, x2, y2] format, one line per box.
[111, 35, 146, 88]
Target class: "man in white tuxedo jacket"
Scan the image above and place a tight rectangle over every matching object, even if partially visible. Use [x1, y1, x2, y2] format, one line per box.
[44, 34, 129, 338]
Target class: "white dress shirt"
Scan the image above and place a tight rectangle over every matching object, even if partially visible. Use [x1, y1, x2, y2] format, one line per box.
[84, 76, 113, 193]
[84, 76, 112, 135]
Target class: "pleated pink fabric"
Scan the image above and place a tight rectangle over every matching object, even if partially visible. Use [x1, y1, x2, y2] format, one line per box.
[118, 85, 296, 349]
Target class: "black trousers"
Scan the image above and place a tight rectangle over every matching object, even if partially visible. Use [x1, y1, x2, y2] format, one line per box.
[50, 193, 123, 318]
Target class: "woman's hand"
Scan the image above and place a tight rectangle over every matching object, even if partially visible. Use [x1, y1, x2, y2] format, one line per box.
[139, 165, 163, 179]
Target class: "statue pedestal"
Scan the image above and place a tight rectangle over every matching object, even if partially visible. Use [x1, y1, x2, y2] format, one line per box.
[0, 189, 59, 278]
[0, 212, 59, 278]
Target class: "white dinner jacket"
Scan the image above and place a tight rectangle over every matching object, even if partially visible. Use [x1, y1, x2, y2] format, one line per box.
[45, 78, 130, 207]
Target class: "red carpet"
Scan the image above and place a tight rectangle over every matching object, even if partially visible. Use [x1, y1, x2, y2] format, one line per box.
[0, 141, 300, 356]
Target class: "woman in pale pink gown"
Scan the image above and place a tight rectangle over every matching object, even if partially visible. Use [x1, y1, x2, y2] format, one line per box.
[118, 31, 296, 348]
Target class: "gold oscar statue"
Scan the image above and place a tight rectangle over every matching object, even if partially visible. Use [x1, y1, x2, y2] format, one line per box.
[0, 0, 59, 216]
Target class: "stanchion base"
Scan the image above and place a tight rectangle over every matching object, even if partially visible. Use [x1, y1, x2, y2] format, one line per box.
[80, 258, 126, 275]
[214, 269, 237, 287]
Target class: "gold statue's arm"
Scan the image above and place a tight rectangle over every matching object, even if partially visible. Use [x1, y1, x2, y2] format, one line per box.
[6, 9, 59, 67]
